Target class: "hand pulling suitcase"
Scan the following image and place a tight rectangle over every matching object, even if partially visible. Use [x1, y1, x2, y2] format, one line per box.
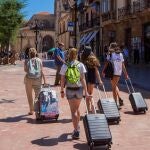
[83, 96, 112, 150]
[125, 79, 148, 113]
[97, 84, 121, 124]
[36, 84, 59, 121]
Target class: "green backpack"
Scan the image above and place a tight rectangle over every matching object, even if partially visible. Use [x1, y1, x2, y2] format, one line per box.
[66, 61, 80, 84]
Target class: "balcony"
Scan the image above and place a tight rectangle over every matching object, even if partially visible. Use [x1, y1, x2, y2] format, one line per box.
[133, 0, 150, 13]
[79, 17, 100, 32]
[118, 0, 150, 20]
[101, 11, 116, 22]
[118, 5, 132, 20]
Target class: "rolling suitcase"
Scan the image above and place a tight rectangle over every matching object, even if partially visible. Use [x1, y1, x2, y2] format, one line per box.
[97, 84, 121, 124]
[36, 84, 59, 121]
[125, 79, 148, 113]
[83, 96, 112, 150]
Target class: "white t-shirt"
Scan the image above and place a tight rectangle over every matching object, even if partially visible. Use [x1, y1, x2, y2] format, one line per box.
[59, 60, 87, 87]
[107, 52, 124, 76]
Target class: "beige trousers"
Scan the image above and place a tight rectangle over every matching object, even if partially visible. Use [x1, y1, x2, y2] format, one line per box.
[24, 76, 42, 112]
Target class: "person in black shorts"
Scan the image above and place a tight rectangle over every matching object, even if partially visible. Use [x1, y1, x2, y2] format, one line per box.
[81, 46, 103, 113]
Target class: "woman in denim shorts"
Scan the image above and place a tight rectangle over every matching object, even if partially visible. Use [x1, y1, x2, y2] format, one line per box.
[60, 48, 88, 140]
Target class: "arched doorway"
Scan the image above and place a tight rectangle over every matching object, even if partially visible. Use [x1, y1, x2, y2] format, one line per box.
[42, 35, 54, 52]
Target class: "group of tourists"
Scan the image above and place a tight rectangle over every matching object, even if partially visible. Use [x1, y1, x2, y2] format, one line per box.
[0, 50, 17, 65]
[23, 41, 129, 140]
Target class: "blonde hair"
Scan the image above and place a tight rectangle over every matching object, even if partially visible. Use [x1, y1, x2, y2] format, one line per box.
[86, 54, 100, 68]
[29, 48, 37, 58]
[68, 48, 78, 61]
[109, 42, 118, 52]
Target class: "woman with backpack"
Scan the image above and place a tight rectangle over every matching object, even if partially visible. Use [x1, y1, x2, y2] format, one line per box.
[102, 43, 129, 109]
[60, 48, 88, 140]
[24, 48, 46, 115]
[81, 46, 103, 113]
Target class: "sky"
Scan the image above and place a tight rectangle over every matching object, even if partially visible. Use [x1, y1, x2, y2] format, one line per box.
[22, 0, 55, 20]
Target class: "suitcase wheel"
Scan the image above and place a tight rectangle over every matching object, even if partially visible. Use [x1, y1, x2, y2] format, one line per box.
[55, 114, 59, 121]
[89, 142, 94, 150]
[143, 110, 146, 114]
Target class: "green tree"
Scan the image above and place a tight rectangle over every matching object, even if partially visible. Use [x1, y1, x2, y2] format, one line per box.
[0, 0, 25, 50]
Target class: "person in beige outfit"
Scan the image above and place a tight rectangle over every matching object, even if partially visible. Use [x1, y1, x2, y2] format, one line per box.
[24, 48, 46, 115]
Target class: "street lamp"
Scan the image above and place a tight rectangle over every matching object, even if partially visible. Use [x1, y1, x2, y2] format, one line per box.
[30, 19, 43, 51]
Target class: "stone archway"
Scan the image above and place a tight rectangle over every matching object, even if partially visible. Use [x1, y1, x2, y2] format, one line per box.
[42, 35, 54, 52]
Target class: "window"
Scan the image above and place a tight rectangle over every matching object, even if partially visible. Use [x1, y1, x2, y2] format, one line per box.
[101, 0, 110, 13]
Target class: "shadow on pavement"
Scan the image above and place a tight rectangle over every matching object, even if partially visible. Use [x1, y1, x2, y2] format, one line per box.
[73, 143, 88, 150]
[0, 99, 15, 104]
[31, 133, 72, 147]
[35, 118, 72, 124]
[124, 111, 146, 115]
[0, 114, 37, 124]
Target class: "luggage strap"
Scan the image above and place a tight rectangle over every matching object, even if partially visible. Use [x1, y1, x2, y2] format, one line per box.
[125, 78, 135, 94]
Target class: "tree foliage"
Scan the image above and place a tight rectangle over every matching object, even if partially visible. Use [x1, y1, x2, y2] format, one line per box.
[0, 0, 25, 49]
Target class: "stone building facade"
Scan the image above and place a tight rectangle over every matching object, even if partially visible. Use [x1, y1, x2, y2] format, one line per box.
[101, 0, 150, 63]
[15, 12, 55, 54]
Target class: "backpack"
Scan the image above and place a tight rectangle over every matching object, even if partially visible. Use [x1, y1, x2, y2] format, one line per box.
[27, 58, 41, 79]
[65, 61, 80, 84]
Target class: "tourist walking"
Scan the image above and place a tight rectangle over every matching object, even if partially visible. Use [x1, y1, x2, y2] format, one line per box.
[81, 46, 103, 113]
[54, 42, 65, 85]
[60, 48, 88, 139]
[102, 43, 129, 109]
[24, 48, 46, 115]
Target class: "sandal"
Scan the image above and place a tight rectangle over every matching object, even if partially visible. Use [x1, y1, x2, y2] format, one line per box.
[119, 98, 124, 106]
[28, 111, 34, 115]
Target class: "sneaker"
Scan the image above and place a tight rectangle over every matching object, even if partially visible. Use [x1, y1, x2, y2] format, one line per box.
[119, 98, 124, 106]
[72, 130, 80, 140]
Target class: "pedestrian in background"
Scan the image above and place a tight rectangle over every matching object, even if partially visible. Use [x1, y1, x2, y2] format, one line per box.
[54, 42, 65, 86]
[102, 42, 129, 109]
[60, 48, 88, 139]
[121, 44, 129, 67]
[81, 46, 103, 113]
[24, 48, 46, 115]
[133, 45, 140, 64]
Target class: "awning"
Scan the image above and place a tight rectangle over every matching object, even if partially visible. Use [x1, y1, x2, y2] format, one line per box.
[79, 34, 86, 44]
[86, 30, 99, 44]
[84, 32, 93, 44]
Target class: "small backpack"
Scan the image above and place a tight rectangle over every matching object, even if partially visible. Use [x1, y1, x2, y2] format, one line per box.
[65, 61, 80, 84]
[27, 58, 41, 78]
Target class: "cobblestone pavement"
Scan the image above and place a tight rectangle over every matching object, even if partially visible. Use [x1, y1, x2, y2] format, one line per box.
[0, 61, 150, 150]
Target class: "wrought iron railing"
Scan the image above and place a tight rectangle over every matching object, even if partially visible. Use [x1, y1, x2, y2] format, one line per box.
[118, 0, 150, 20]
[101, 11, 116, 22]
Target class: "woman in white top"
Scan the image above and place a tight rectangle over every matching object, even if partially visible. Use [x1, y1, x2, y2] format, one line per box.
[102, 43, 129, 108]
[60, 48, 88, 139]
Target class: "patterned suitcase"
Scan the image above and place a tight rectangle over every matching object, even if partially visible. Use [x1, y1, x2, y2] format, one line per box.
[83, 97, 112, 150]
[97, 85, 121, 124]
[36, 84, 59, 121]
[125, 79, 148, 113]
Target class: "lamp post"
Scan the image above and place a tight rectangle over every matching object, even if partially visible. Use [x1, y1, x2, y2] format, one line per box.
[30, 19, 43, 52]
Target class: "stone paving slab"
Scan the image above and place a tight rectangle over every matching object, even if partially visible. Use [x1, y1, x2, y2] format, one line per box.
[0, 61, 150, 150]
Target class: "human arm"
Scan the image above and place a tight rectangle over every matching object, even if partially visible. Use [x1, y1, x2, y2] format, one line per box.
[24, 60, 27, 72]
[60, 75, 65, 98]
[40, 62, 46, 84]
[80, 73, 88, 97]
[101, 61, 108, 78]
[57, 55, 66, 64]
[122, 62, 129, 79]
[95, 67, 103, 85]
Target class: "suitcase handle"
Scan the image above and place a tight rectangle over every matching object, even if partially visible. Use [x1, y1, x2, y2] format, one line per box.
[83, 96, 97, 114]
[96, 83, 108, 99]
[125, 78, 135, 94]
